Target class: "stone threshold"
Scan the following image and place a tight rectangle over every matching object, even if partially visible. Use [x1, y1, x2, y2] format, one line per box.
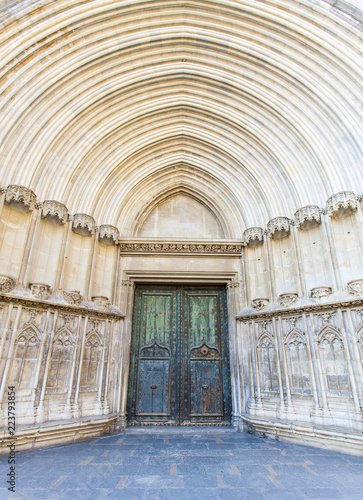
[125, 425, 237, 434]
[242, 414, 363, 457]
[0, 413, 118, 454]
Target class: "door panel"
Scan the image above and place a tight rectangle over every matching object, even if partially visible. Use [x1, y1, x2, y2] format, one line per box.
[127, 285, 231, 425]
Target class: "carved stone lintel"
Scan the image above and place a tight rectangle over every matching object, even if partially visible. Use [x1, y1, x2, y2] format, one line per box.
[92, 296, 110, 308]
[0, 275, 16, 293]
[29, 283, 51, 300]
[278, 293, 298, 307]
[251, 298, 269, 310]
[41, 200, 68, 225]
[326, 191, 357, 219]
[4, 185, 37, 212]
[119, 243, 243, 254]
[72, 214, 95, 236]
[266, 217, 291, 239]
[347, 279, 363, 296]
[243, 227, 264, 247]
[64, 290, 82, 305]
[294, 206, 321, 230]
[98, 225, 118, 245]
[310, 286, 332, 299]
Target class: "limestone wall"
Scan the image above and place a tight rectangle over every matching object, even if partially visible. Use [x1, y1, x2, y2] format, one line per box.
[0, 185, 362, 453]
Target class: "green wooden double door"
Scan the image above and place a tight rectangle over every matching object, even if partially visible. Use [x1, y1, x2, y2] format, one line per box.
[127, 285, 231, 425]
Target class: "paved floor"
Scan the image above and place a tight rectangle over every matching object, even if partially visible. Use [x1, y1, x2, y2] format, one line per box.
[1, 426, 362, 499]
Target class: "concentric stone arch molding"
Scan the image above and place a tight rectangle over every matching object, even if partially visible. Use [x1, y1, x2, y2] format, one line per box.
[0, 0, 362, 229]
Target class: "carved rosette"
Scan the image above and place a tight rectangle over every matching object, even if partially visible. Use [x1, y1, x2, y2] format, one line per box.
[347, 279, 363, 296]
[64, 290, 82, 305]
[29, 283, 51, 300]
[119, 243, 243, 254]
[243, 227, 264, 247]
[4, 185, 37, 212]
[294, 206, 321, 230]
[310, 286, 332, 299]
[251, 298, 269, 311]
[0, 275, 16, 293]
[326, 191, 357, 219]
[72, 214, 95, 236]
[98, 225, 119, 245]
[41, 200, 68, 225]
[266, 217, 291, 239]
[92, 296, 110, 308]
[278, 293, 298, 307]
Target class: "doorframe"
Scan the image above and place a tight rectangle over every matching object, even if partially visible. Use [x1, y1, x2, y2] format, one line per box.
[116, 270, 243, 429]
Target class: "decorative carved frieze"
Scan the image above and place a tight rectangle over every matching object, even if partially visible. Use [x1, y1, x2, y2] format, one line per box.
[4, 185, 37, 212]
[64, 291, 82, 305]
[72, 214, 95, 236]
[41, 200, 68, 225]
[347, 279, 363, 296]
[294, 206, 321, 230]
[278, 293, 298, 307]
[119, 242, 243, 254]
[326, 191, 357, 219]
[0, 275, 16, 293]
[266, 217, 291, 239]
[98, 225, 118, 245]
[92, 296, 110, 308]
[310, 286, 332, 299]
[29, 283, 51, 300]
[251, 298, 269, 310]
[243, 227, 264, 247]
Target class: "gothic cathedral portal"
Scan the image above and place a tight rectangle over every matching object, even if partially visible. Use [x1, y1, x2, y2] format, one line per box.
[127, 285, 231, 425]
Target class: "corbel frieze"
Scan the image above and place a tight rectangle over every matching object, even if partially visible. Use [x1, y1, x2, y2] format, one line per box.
[72, 213, 96, 236]
[41, 200, 68, 225]
[0, 294, 125, 319]
[243, 227, 264, 247]
[4, 185, 37, 212]
[294, 205, 321, 230]
[98, 225, 119, 245]
[0, 275, 16, 293]
[326, 191, 357, 219]
[266, 217, 291, 239]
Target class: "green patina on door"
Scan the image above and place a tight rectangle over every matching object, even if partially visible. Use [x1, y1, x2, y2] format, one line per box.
[127, 285, 231, 425]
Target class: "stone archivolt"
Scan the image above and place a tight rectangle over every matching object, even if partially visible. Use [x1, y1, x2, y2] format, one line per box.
[0, 0, 363, 455]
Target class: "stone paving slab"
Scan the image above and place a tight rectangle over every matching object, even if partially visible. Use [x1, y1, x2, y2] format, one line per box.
[0, 426, 362, 499]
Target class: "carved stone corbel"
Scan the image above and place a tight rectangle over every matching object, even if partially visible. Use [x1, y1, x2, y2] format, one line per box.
[4, 185, 37, 212]
[310, 286, 332, 299]
[243, 227, 264, 247]
[278, 293, 298, 307]
[294, 206, 321, 230]
[0, 275, 16, 293]
[29, 283, 51, 300]
[251, 298, 269, 310]
[98, 225, 119, 245]
[326, 191, 357, 219]
[92, 296, 110, 308]
[41, 200, 68, 225]
[347, 279, 363, 296]
[72, 214, 95, 236]
[266, 217, 291, 239]
[64, 290, 82, 305]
